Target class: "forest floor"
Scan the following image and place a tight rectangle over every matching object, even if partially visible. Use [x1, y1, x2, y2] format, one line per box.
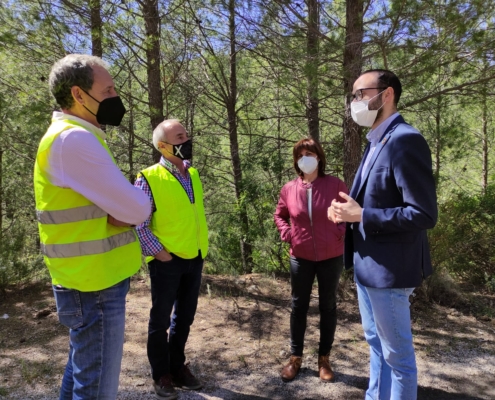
[0, 273, 494, 400]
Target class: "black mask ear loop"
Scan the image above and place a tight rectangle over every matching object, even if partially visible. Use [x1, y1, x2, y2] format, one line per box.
[79, 89, 100, 116]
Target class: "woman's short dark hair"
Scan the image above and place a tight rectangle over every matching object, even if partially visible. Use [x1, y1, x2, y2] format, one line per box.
[48, 54, 108, 110]
[293, 138, 326, 178]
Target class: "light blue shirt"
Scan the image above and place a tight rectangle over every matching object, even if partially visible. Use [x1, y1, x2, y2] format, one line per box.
[361, 112, 400, 180]
[358, 112, 400, 235]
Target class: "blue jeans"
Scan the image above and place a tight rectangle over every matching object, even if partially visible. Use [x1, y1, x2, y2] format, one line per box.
[289, 255, 343, 356]
[53, 278, 130, 400]
[356, 279, 417, 400]
[147, 252, 203, 381]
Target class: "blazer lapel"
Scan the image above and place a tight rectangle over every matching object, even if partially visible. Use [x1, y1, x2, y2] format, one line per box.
[355, 115, 405, 197]
[350, 143, 370, 198]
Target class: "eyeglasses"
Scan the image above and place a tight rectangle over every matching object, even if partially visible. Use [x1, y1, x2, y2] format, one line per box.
[348, 87, 387, 102]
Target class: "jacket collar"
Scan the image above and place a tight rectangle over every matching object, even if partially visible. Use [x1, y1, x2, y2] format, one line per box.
[351, 114, 405, 197]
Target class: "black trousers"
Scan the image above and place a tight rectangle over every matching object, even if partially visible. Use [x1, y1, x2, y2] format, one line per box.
[289, 255, 343, 357]
[147, 253, 203, 381]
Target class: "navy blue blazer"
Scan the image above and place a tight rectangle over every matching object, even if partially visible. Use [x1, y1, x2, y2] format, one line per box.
[344, 115, 438, 288]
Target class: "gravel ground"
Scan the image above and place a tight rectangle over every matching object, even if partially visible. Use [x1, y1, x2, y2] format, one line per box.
[1, 275, 494, 399]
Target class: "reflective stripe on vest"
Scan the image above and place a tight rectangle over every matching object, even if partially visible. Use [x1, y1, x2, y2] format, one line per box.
[140, 164, 209, 260]
[41, 230, 136, 258]
[34, 117, 142, 291]
[36, 204, 107, 225]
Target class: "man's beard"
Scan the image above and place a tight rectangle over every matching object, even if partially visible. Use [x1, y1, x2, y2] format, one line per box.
[369, 93, 384, 121]
[376, 107, 384, 121]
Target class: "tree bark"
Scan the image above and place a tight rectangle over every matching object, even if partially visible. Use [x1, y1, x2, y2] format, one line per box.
[0, 148, 2, 246]
[89, 0, 103, 57]
[481, 85, 488, 193]
[342, 0, 364, 188]
[0, 97, 3, 246]
[140, 0, 164, 162]
[434, 97, 441, 186]
[305, 0, 320, 141]
[127, 74, 135, 183]
[228, 0, 252, 273]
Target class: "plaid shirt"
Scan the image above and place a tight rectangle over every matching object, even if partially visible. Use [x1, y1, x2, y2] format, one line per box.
[134, 157, 193, 256]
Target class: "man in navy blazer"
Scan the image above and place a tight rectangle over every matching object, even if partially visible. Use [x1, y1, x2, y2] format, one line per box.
[330, 70, 437, 400]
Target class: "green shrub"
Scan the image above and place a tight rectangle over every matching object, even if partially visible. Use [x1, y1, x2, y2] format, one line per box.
[422, 266, 465, 306]
[484, 272, 495, 293]
[0, 224, 46, 289]
[429, 185, 495, 286]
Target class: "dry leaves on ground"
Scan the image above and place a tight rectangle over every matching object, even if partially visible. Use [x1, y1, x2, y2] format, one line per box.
[0, 274, 494, 399]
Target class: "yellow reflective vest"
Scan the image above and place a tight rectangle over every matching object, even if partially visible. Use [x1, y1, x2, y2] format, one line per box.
[34, 117, 142, 291]
[139, 163, 208, 262]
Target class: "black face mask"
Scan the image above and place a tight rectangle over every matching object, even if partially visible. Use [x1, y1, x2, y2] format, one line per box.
[81, 90, 126, 126]
[167, 139, 192, 160]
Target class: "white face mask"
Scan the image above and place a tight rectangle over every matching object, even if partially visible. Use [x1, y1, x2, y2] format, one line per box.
[350, 91, 385, 127]
[297, 155, 318, 175]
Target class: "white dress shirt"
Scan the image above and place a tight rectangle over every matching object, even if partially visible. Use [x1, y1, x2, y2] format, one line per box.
[47, 112, 150, 225]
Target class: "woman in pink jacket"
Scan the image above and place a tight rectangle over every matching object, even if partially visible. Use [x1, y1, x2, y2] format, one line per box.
[274, 138, 348, 383]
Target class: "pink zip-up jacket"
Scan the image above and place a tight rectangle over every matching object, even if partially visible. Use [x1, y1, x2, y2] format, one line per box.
[274, 175, 348, 261]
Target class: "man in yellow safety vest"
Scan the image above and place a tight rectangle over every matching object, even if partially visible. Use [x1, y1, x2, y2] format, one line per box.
[134, 119, 208, 400]
[34, 54, 150, 399]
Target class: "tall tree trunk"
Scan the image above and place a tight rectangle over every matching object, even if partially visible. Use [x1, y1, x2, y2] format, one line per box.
[0, 97, 3, 246]
[0, 148, 2, 246]
[342, 0, 364, 188]
[277, 98, 282, 186]
[127, 74, 135, 183]
[228, 0, 252, 273]
[185, 84, 196, 138]
[163, 74, 169, 120]
[185, 83, 196, 162]
[305, 0, 320, 141]
[481, 85, 488, 193]
[434, 97, 441, 186]
[89, 0, 103, 57]
[141, 0, 164, 162]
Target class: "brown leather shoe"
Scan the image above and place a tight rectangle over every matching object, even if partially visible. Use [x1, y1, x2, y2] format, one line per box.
[153, 374, 178, 399]
[172, 364, 202, 390]
[281, 355, 302, 382]
[318, 354, 335, 382]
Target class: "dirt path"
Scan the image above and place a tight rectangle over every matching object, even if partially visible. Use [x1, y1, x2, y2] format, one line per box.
[1, 274, 494, 399]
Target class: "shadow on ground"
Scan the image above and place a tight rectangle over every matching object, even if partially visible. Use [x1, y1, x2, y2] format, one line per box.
[1, 276, 494, 400]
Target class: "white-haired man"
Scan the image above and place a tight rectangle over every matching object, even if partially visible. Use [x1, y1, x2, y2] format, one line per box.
[34, 54, 151, 399]
[134, 119, 208, 399]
